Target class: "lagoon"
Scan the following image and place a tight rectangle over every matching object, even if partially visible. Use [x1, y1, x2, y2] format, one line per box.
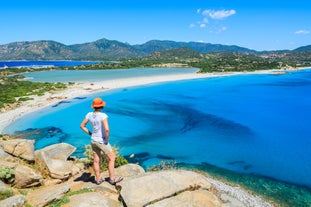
[21, 67, 198, 82]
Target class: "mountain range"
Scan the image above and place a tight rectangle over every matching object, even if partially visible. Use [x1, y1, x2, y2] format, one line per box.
[0, 38, 310, 60]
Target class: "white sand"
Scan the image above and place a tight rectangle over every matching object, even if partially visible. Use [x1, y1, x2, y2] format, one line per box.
[0, 68, 292, 133]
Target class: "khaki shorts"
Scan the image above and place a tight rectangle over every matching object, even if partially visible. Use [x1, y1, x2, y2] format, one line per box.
[91, 140, 113, 155]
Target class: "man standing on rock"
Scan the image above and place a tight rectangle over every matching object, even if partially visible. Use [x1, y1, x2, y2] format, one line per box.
[80, 97, 123, 185]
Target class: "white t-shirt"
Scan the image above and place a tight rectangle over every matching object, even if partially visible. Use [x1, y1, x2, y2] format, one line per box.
[85, 112, 108, 143]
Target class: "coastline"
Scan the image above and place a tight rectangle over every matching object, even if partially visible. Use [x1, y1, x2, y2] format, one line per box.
[1, 67, 310, 206]
[0, 68, 288, 134]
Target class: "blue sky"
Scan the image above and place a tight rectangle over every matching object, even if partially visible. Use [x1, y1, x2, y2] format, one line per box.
[0, 0, 310, 51]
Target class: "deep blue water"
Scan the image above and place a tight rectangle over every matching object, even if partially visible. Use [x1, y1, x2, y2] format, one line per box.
[4, 69, 311, 190]
[0, 60, 97, 68]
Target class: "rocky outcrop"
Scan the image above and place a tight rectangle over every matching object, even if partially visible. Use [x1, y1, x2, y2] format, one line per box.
[0, 160, 42, 188]
[0, 141, 273, 207]
[35, 143, 77, 179]
[0, 139, 35, 161]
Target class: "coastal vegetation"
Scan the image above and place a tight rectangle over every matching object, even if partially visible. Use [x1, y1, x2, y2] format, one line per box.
[0, 75, 67, 109]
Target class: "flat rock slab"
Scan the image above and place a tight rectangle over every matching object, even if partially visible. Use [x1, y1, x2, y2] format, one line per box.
[64, 192, 121, 207]
[120, 170, 212, 207]
[26, 183, 70, 207]
[148, 189, 223, 207]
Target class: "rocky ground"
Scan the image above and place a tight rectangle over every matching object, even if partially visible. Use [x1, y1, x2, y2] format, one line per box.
[0, 138, 274, 207]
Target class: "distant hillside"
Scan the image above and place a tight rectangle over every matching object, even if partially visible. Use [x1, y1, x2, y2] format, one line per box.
[0, 38, 310, 60]
[68, 38, 143, 60]
[0, 41, 74, 60]
[0, 38, 255, 60]
[134, 40, 255, 54]
[146, 47, 202, 59]
[293, 45, 311, 52]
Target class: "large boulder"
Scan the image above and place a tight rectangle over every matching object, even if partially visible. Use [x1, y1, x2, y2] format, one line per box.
[119, 170, 213, 207]
[114, 163, 145, 177]
[100, 163, 145, 180]
[35, 143, 76, 160]
[0, 160, 42, 188]
[0, 147, 14, 160]
[0, 139, 35, 161]
[35, 143, 76, 179]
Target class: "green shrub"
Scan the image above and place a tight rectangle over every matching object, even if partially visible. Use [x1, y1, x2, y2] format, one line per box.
[18, 97, 34, 102]
[0, 189, 13, 200]
[0, 167, 15, 184]
[148, 160, 177, 172]
[48, 188, 93, 207]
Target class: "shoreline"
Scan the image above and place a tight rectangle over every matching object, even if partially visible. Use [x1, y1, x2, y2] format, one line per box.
[1, 67, 310, 206]
[0, 68, 303, 134]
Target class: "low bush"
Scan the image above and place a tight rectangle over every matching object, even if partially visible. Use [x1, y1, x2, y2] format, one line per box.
[83, 144, 128, 171]
[0, 166, 15, 184]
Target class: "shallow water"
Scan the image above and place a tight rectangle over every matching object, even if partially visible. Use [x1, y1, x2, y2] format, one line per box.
[21, 67, 198, 82]
[4, 68, 311, 206]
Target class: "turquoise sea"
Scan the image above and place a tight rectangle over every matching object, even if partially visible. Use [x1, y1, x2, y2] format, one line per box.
[4, 68, 311, 206]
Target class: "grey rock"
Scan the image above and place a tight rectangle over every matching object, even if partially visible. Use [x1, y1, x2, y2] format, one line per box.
[65, 192, 121, 207]
[148, 189, 223, 207]
[0, 160, 42, 188]
[35, 143, 76, 179]
[0, 195, 26, 207]
[115, 163, 145, 177]
[0, 180, 9, 191]
[120, 170, 212, 207]
[0, 139, 35, 161]
[35, 143, 76, 160]
[26, 183, 70, 207]
[0, 147, 13, 159]
[13, 164, 42, 188]
[100, 163, 145, 180]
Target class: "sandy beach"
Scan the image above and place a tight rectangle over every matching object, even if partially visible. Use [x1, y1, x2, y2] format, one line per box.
[0, 68, 292, 134]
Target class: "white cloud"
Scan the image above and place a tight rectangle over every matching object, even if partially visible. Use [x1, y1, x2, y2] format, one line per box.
[190, 8, 235, 31]
[295, 30, 310, 35]
[202, 9, 236, 19]
[218, 26, 227, 33]
[189, 23, 196, 28]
